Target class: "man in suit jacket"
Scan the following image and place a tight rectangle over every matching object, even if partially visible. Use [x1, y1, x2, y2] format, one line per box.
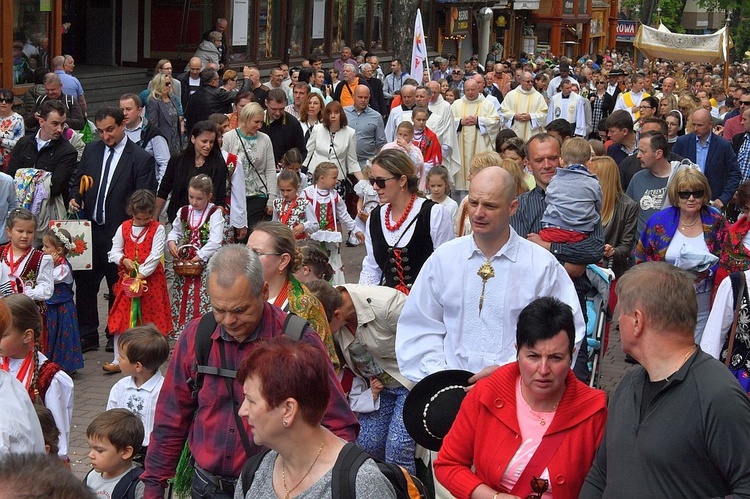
[184, 67, 251, 129]
[672, 108, 742, 209]
[69, 107, 157, 352]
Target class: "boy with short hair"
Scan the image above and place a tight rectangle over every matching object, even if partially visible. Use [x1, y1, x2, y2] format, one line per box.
[85, 409, 145, 498]
[539, 137, 603, 244]
[106, 325, 170, 464]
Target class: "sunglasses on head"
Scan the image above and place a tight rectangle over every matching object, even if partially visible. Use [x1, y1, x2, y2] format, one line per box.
[677, 190, 704, 200]
[368, 176, 397, 188]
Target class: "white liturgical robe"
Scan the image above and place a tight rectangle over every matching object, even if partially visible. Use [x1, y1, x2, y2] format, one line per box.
[451, 94, 500, 190]
[500, 87, 548, 142]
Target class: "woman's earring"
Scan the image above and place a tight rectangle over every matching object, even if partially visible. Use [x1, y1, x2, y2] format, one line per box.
[283, 420, 288, 427]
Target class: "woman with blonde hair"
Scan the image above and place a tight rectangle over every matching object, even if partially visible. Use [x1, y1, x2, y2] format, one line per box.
[635, 168, 727, 342]
[455, 151, 504, 236]
[222, 102, 277, 230]
[500, 158, 529, 198]
[146, 73, 183, 154]
[587, 156, 637, 278]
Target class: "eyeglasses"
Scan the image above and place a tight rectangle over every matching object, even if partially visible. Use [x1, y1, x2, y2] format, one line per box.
[639, 106, 652, 110]
[165, 83, 172, 87]
[524, 476, 549, 499]
[677, 190, 705, 200]
[368, 176, 398, 188]
[0, 98, 12, 104]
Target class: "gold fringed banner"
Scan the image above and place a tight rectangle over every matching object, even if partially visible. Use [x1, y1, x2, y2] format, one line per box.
[634, 23, 733, 65]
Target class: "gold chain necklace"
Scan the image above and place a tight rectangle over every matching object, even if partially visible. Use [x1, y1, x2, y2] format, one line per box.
[680, 216, 700, 230]
[281, 439, 325, 499]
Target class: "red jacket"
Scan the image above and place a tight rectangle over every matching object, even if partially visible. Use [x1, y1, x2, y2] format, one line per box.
[435, 363, 607, 499]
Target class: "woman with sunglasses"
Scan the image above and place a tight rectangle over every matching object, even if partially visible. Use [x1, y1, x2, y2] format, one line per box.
[435, 297, 607, 499]
[0, 88, 24, 171]
[359, 149, 454, 294]
[146, 73, 183, 155]
[634, 168, 727, 342]
[588, 76, 615, 139]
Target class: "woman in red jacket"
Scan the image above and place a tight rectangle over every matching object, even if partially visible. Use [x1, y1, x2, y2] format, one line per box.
[435, 297, 607, 499]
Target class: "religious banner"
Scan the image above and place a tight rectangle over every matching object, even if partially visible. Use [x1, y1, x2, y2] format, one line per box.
[634, 22, 733, 65]
[410, 9, 428, 81]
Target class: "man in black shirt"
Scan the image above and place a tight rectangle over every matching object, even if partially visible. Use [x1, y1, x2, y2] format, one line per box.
[260, 88, 306, 165]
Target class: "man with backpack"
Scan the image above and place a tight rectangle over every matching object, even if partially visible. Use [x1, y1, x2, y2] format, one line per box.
[140, 245, 358, 499]
[24, 73, 85, 133]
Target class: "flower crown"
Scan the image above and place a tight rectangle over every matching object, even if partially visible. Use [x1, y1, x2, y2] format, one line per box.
[50, 225, 76, 251]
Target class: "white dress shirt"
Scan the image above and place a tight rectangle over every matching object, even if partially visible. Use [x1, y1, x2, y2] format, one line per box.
[395, 229, 585, 382]
[107, 370, 165, 446]
[94, 136, 128, 224]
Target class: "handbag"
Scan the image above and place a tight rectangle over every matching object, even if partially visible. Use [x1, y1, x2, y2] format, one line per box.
[48, 215, 93, 271]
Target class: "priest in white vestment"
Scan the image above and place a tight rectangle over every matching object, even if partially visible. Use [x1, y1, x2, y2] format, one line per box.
[499, 71, 548, 142]
[547, 80, 587, 137]
[421, 82, 461, 182]
[451, 79, 500, 191]
[385, 84, 416, 142]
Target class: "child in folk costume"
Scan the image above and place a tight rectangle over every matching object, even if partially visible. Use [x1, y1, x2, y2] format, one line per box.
[167, 174, 224, 337]
[411, 106, 443, 179]
[0, 209, 53, 348]
[272, 170, 308, 239]
[278, 148, 308, 193]
[303, 162, 364, 285]
[0, 294, 74, 460]
[104, 190, 172, 374]
[353, 164, 380, 244]
[41, 227, 84, 373]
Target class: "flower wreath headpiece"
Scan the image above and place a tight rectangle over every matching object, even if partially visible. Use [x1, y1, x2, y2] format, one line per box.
[50, 225, 76, 251]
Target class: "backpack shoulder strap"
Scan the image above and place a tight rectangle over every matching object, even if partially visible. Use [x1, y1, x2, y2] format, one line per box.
[331, 442, 371, 499]
[190, 313, 219, 398]
[65, 94, 75, 110]
[111, 466, 144, 499]
[283, 313, 308, 341]
[239, 448, 273, 495]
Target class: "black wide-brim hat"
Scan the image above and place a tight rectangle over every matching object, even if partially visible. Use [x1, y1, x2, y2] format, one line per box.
[403, 369, 474, 452]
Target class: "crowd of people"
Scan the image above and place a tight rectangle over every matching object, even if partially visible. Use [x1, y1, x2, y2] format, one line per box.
[3, 23, 750, 497]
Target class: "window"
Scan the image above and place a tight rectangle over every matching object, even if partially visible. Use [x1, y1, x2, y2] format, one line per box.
[289, 0, 306, 57]
[258, 0, 281, 61]
[332, 0, 348, 53]
[13, 0, 52, 84]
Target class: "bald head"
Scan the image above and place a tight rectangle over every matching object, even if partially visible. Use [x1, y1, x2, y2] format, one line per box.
[51, 56, 65, 70]
[188, 57, 203, 78]
[464, 79, 479, 100]
[471, 74, 485, 88]
[427, 81, 441, 102]
[690, 108, 713, 139]
[471, 166, 516, 204]
[353, 84, 371, 111]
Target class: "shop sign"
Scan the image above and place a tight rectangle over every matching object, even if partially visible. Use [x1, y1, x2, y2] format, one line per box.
[563, 0, 574, 15]
[514, 0, 540, 10]
[447, 7, 471, 35]
[616, 20, 636, 39]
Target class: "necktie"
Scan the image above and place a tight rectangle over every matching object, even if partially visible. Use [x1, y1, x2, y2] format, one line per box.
[95, 147, 114, 224]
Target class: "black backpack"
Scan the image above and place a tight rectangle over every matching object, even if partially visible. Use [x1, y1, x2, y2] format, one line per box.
[238, 443, 428, 498]
[84, 466, 143, 499]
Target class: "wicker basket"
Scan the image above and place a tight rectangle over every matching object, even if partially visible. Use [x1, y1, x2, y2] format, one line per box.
[174, 244, 204, 277]
[174, 259, 204, 277]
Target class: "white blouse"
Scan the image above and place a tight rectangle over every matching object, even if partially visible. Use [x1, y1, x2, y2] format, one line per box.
[108, 223, 166, 278]
[166, 204, 225, 262]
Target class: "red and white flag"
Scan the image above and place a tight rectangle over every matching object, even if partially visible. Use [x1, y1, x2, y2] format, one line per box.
[410, 9, 427, 82]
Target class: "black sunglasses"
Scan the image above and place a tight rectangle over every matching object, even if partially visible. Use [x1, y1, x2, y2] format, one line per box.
[524, 476, 549, 499]
[165, 82, 172, 87]
[368, 176, 397, 188]
[0, 97, 12, 103]
[677, 190, 704, 200]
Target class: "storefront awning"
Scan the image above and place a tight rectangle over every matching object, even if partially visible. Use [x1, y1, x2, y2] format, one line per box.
[634, 22, 733, 64]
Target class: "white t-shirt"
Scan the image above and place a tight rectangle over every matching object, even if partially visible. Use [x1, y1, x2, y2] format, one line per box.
[85, 464, 144, 499]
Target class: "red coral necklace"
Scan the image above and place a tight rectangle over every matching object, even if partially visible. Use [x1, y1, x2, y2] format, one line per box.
[385, 194, 417, 232]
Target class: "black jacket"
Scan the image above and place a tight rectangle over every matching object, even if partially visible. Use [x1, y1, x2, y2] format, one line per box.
[732, 131, 748, 154]
[362, 77, 386, 115]
[6, 134, 78, 204]
[260, 112, 306, 164]
[184, 79, 251, 128]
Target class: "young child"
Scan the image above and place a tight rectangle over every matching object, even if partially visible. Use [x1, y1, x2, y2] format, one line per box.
[35, 405, 61, 457]
[427, 166, 459, 230]
[353, 163, 380, 241]
[41, 227, 84, 373]
[85, 409, 145, 498]
[303, 162, 364, 285]
[272, 170, 309, 239]
[294, 241, 334, 283]
[105, 190, 172, 374]
[106, 324, 169, 466]
[411, 106, 442, 179]
[167, 174, 224, 337]
[0, 209, 54, 349]
[381, 121, 425, 191]
[1, 293, 74, 460]
[279, 147, 308, 192]
[540, 137, 603, 244]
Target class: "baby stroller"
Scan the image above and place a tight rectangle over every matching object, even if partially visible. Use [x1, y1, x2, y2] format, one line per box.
[585, 264, 615, 388]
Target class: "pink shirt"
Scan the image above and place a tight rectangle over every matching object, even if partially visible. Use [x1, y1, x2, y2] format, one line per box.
[498, 377, 554, 498]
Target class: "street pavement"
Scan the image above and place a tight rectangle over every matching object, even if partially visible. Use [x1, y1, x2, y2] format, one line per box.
[68, 240, 634, 479]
